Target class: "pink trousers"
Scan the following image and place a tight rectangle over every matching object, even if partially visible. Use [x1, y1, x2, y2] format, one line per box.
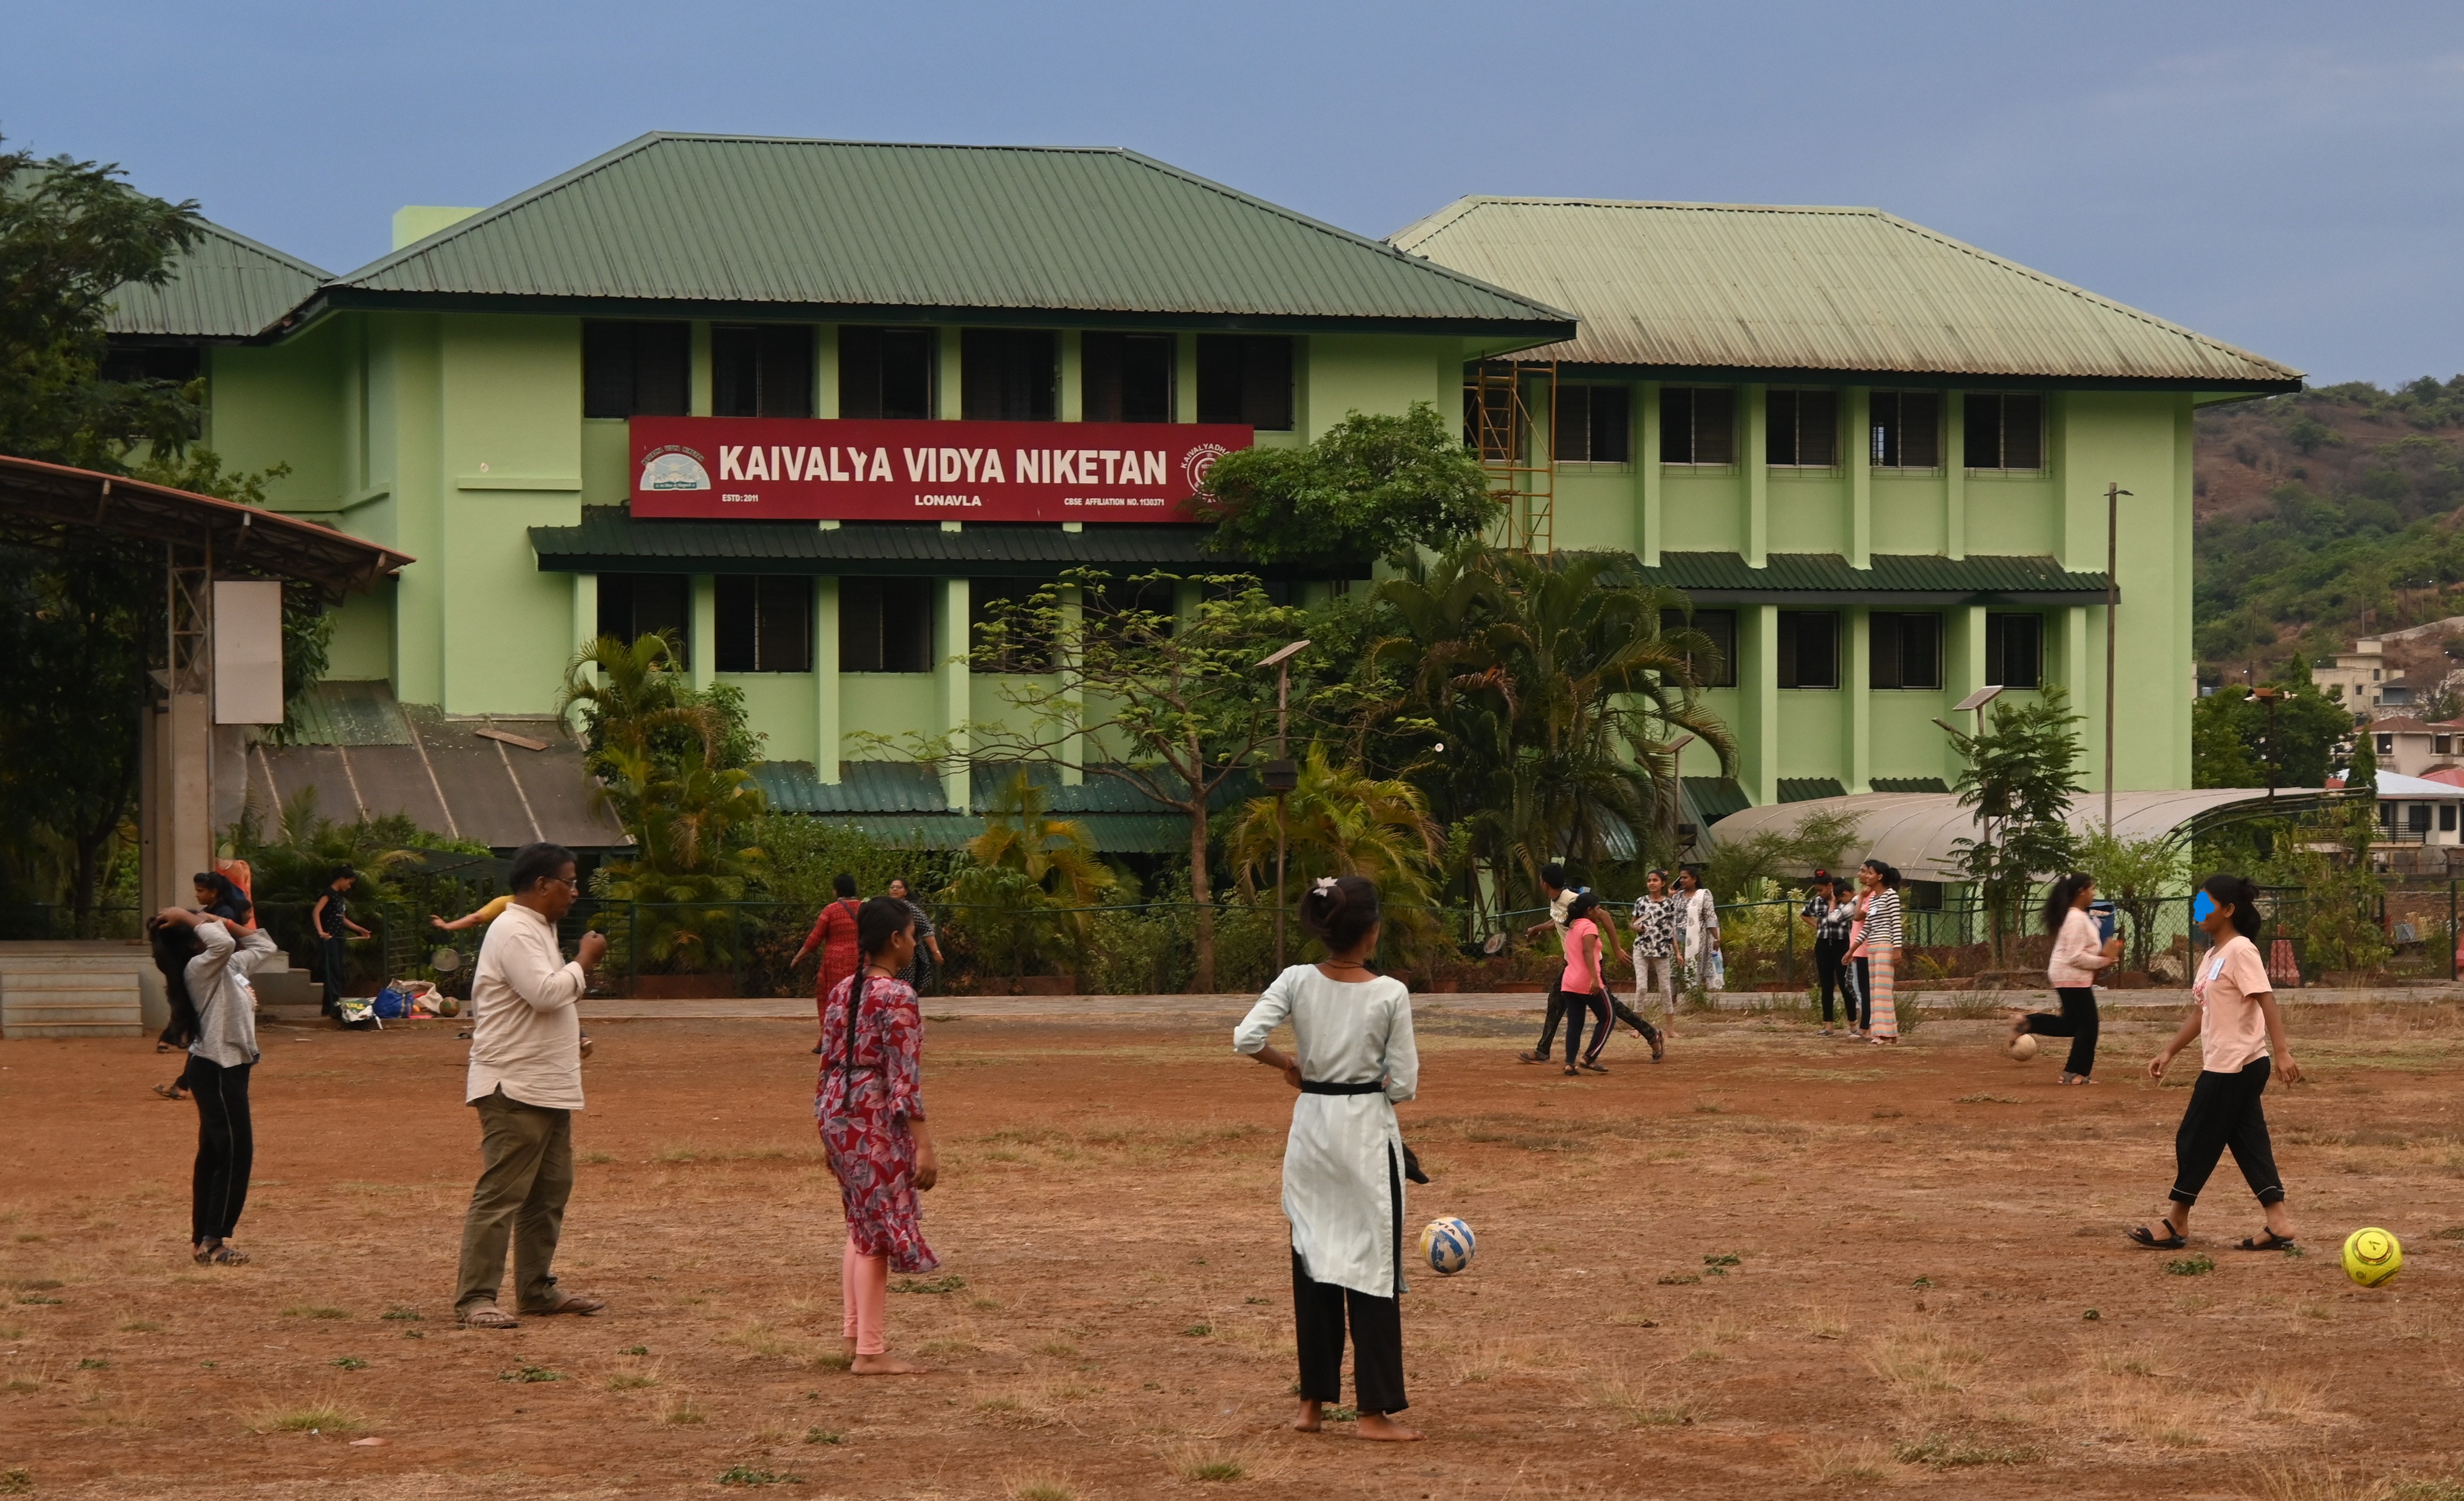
[841, 1234, 888, 1355]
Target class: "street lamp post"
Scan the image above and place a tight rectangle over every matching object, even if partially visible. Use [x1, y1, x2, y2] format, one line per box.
[2253, 686, 2285, 805]
[1255, 639, 1310, 972]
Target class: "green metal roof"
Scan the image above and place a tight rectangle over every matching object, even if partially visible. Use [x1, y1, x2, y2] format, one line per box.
[303, 135, 1575, 337]
[105, 218, 330, 340]
[1778, 778, 1847, 803]
[1869, 776, 1949, 794]
[1389, 197, 2301, 391]
[530, 512, 1353, 580]
[1681, 775, 1752, 826]
[284, 679, 412, 746]
[1623, 552, 2109, 604]
[751, 760, 1234, 852]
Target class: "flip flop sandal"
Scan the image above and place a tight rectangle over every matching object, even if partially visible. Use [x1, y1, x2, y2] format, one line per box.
[459, 1306, 520, 1329]
[151, 1083, 186, 1101]
[2237, 1230, 2296, 1251]
[1516, 1050, 1550, 1065]
[1579, 1062, 1609, 1073]
[1562, 1066, 1579, 1077]
[206, 1244, 249, 1265]
[2128, 1220, 2187, 1249]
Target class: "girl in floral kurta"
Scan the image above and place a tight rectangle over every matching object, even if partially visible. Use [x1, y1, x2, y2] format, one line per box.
[815, 897, 940, 1373]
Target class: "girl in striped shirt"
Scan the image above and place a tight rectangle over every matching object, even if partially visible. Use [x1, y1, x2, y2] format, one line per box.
[1850, 860, 1903, 1045]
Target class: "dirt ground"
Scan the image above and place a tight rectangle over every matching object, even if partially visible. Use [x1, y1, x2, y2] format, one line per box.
[4, 1000, 2464, 1500]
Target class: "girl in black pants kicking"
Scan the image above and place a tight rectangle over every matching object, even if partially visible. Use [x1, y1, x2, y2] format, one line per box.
[2130, 874, 2304, 1252]
[2015, 871, 2121, 1083]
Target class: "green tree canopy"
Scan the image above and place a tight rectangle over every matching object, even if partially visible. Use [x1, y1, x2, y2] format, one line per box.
[2192, 683, 2352, 790]
[1946, 687, 2085, 954]
[1194, 402, 1492, 566]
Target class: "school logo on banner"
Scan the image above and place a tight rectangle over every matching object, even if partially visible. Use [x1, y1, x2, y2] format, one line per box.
[1182, 442, 1231, 493]
[640, 446, 712, 491]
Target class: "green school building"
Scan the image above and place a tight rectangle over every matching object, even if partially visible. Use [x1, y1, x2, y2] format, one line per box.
[107, 135, 2301, 848]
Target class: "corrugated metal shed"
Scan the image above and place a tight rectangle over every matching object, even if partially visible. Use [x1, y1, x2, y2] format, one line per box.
[751, 760, 1219, 852]
[529, 514, 1349, 580]
[1627, 552, 2108, 603]
[1389, 197, 2301, 389]
[105, 219, 330, 340]
[306, 135, 1573, 336]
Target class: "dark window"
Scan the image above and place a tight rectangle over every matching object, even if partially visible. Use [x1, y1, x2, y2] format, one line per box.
[1196, 334, 1294, 430]
[596, 574, 692, 660]
[1904, 880, 1944, 912]
[714, 576, 813, 673]
[1985, 612, 2044, 689]
[582, 322, 689, 418]
[1081, 332, 1175, 423]
[1464, 378, 1521, 459]
[1777, 611, 1840, 689]
[100, 342, 202, 387]
[1659, 387, 1736, 465]
[1869, 390, 1941, 468]
[2409, 802, 2433, 834]
[1660, 607, 1736, 688]
[969, 578, 1056, 671]
[838, 327, 936, 420]
[1552, 385, 1631, 463]
[1869, 612, 1943, 691]
[1086, 574, 1179, 634]
[2377, 733, 2396, 755]
[712, 325, 815, 418]
[1765, 389, 1838, 467]
[839, 577, 935, 673]
[2442, 803, 2458, 834]
[2380, 801, 2398, 829]
[1964, 392, 2045, 470]
[961, 329, 1057, 421]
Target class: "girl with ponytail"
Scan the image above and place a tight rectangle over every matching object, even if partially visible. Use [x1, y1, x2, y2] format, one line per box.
[1233, 874, 1424, 1442]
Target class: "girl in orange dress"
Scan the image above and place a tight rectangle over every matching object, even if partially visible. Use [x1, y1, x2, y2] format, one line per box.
[793, 873, 864, 1050]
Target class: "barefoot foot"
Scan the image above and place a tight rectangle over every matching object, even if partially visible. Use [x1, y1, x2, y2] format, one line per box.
[1355, 1411, 1422, 1442]
[1290, 1398, 1323, 1433]
[849, 1353, 925, 1375]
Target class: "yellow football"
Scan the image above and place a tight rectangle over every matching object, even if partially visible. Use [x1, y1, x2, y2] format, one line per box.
[2342, 1227, 2403, 1287]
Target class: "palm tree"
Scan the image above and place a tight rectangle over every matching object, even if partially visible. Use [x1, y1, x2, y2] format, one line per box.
[559, 632, 715, 770]
[1228, 743, 1440, 910]
[1372, 543, 1736, 913]
[950, 768, 1115, 983]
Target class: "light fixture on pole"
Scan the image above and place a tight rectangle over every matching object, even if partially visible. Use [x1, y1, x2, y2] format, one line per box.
[2103, 483, 2131, 831]
[1951, 683, 2005, 740]
[2253, 686, 2285, 805]
[1255, 638, 1310, 972]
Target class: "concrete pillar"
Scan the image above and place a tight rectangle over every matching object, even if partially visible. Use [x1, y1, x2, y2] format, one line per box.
[938, 576, 970, 809]
[1746, 604, 1779, 804]
[815, 577, 841, 783]
[689, 322, 712, 416]
[1744, 384, 1769, 567]
[2066, 603, 2095, 790]
[1943, 390, 1966, 560]
[937, 327, 963, 421]
[689, 575, 715, 690]
[1059, 582, 1084, 787]
[1174, 333, 1198, 424]
[1637, 380, 1662, 566]
[1846, 607, 1872, 794]
[1847, 386, 1872, 569]
[816, 324, 840, 419]
[1950, 602, 1989, 783]
[570, 571, 597, 658]
[1059, 330, 1083, 422]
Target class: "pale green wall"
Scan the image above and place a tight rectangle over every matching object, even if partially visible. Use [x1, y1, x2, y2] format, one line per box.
[717, 672, 819, 763]
[324, 582, 396, 679]
[205, 322, 347, 509]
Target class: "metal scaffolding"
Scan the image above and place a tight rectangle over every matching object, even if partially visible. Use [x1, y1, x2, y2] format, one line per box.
[1466, 359, 1557, 555]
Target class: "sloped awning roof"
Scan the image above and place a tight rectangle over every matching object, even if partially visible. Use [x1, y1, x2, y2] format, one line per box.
[104, 218, 331, 341]
[1390, 197, 2301, 391]
[250, 684, 627, 851]
[528, 513, 1351, 580]
[1614, 552, 2110, 604]
[289, 135, 1573, 340]
[1709, 788, 2352, 883]
[749, 760, 1248, 853]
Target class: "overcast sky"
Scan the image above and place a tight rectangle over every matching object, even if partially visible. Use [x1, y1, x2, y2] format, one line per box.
[13, 1, 2461, 387]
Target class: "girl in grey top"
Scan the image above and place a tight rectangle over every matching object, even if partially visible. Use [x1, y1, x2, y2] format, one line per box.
[149, 908, 276, 1263]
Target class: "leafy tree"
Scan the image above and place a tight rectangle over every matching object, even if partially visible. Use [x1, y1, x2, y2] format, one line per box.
[2077, 827, 2188, 975]
[561, 633, 762, 778]
[2192, 683, 2351, 789]
[1194, 402, 1492, 566]
[1366, 543, 1735, 914]
[0, 140, 204, 467]
[590, 743, 768, 973]
[1702, 809, 1864, 905]
[1945, 688, 2085, 959]
[1225, 742, 1439, 911]
[962, 569, 1309, 990]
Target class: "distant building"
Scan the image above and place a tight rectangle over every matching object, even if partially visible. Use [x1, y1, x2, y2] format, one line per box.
[2364, 716, 2464, 778]
[2314, 614, 2464, 718]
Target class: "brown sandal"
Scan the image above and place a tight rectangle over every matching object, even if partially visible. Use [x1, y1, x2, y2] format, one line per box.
[459, 1306, 519, 1329]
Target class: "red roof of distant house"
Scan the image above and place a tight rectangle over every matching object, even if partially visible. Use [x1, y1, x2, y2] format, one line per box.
[2421, 767, 2464, 789]
[2366, 717, 2435, 733]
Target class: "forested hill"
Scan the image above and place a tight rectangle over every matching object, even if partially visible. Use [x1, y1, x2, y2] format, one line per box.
[2194, 378, 2464, 684]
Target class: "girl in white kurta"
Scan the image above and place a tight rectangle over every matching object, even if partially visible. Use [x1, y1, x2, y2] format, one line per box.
[1234, 874, 1422, 1442]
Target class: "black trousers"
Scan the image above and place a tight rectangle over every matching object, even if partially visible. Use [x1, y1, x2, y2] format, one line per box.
[2171, 1057, 2283, 1208]
[1846, 957, 1873, 1030]
[318, 934, 348, 1011]
[1531, 988, 1567, 1056]
[1813, 940, 1851, 1023]
[1580, 993, 1659, 1066]
[185, 1056, 254, 1242]
[1559, 988, 1611, 1065]
[1290, 1144, 1406, 1413]
[2023, 987, 2100, 1076]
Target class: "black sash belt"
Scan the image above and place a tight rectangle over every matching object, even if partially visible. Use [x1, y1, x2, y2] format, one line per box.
[1301, 1078, 1385, 1095]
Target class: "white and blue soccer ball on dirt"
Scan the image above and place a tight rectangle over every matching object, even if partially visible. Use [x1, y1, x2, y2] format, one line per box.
[1420, 1216, 1476, 1276]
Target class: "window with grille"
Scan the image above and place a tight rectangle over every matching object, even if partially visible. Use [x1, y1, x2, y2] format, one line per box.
[961, 329, 1057, 422]
[1659, 387, 1735, 465]
[714, 577, 813, 673]
[1963, 393, 2045, 470]
[582, 322, 690, 418]
[839, 577, 936, 672]
[2408, 803, 2433, 834]
[838, 327, 937, 420]
[1985, 612, 2044, 689]
[1196, 335, 1294, 430]
[1869, 612, 1943, 690]
[1765, 389, 1838, 467]
[2444, 803, 2458, 833]
[1869, 390, 1942, 468]
[1081, 332, 1175, 423]
[1552, 385, 1631, 463]
[1659, 608, 1736, 687]
[596, 574, 692, 659]
[968, 578, 1057, 671]
[1777, 611, 1840, 689]
[712, 326, 815, 418]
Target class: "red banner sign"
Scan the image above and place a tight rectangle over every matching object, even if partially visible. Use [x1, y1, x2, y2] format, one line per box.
[629, 417, 1253, 523]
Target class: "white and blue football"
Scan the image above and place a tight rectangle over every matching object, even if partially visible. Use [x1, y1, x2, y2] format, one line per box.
[1420, 1216, 1476, 1276]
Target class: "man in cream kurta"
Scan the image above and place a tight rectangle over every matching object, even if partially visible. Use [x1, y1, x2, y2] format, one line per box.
[454, 843, 607, 1328]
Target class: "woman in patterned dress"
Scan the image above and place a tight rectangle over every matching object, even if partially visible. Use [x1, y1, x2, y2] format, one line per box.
[793, 873, 865, 1052]
[1853, 860, 1904, 1045]
[816, 896, 940, 1374]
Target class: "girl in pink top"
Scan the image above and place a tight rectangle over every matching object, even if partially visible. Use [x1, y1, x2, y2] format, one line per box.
[2011, 871, 2122, 1083]
[1556, 892, 1611, 1078]
[2130, 874, 2304, 1253]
